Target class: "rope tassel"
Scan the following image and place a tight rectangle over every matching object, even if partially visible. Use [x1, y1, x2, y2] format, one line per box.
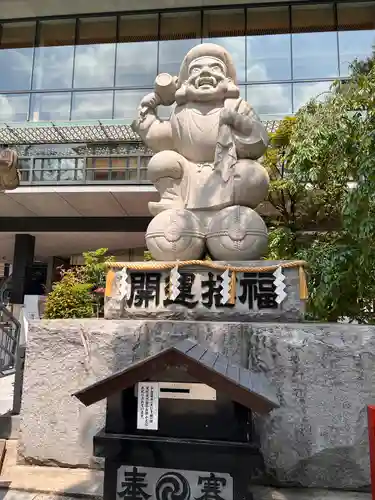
[105, 270, 116, 297]
[229, 271, 237, 304]
[299, 265, 308, 300]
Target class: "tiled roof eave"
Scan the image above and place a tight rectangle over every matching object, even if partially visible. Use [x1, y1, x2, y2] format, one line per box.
[0, 119, 281, 146]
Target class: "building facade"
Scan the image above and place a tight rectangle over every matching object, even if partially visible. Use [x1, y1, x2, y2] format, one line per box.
[0, 1, 371, 183]
[0, 0, 374, 296]
[0, 2, 374, 123]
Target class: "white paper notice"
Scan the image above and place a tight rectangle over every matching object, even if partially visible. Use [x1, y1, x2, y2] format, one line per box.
[137, 382, 159, 430]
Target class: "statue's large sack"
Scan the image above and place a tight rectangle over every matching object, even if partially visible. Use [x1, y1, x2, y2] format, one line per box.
[0, 148, 19, 190]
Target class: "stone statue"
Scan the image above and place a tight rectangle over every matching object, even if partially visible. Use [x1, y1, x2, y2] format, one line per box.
[0, 146, 19, 191]
[132, 43, 270, 261]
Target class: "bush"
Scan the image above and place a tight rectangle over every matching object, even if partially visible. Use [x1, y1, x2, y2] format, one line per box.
[44, 268, 94, 319]
[44, 248, 114, 319]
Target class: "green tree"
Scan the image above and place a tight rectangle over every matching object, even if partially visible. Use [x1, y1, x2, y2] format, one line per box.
[82, 248, 114, 290]
[263, 111, 347, 262]
[281, 66, 375, 322]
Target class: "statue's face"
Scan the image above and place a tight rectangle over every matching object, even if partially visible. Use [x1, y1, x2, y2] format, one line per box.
[185, 56, 228, 102]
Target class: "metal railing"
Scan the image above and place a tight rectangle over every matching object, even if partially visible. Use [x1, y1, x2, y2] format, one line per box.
[0, 276, 20, 376]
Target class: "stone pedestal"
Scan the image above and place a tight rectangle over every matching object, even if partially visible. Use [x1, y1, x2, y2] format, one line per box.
[19, 319, 375, 492]
[105, 260, 305, 322]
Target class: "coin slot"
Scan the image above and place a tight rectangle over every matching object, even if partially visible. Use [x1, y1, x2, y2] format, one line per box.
[160, 388, 190, 394]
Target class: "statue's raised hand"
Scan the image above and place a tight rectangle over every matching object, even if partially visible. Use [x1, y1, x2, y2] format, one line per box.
[139, 92, 162, 118]
[219, 108, 236, 127]
[219, 108, 253, 135]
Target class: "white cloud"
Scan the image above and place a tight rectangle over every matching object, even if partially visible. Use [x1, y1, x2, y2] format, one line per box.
[74, 43, 116, 88]
[293, 81, 333, 111]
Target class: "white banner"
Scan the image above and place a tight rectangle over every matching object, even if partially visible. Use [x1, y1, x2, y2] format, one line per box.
[137, 382, 159, 430]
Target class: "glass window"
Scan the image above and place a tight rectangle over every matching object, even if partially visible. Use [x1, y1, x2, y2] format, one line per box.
[78, 17, 116, 44]
[247, 83, 292, 119]
[111, 157, 140, 182]
[30, 92, 71, 121]
[71, 91, 113, 120]
[202, 8, 246, 81]
[0, 93, 29, 121]
[74, 44, 116, 88]
[203, 9, 245, 38]
[87, 157, 111, 182]
[75, 158, 85, 182]
[33, 158, 79, 183]
[292, 32, 339, 79]
[292, 4, 335, 33]
[74, 17, 116, 88]
[33, 19, 75, 90]
[159, 11, 201, 76]
[18, 158, 32, 182]
[41, 158, 60, 183]
[59, 158, 80, 182]
[0, 21, 35, 48]
[293, 81, 333, 112]
[247, 6, 290, 35]
[247, 34, 291, 82]
[114, 90, 147, 122]
[339, 30, 375, 77]
[338, 2, 375, 30]
[116, 14, 158, 87]
[0, 22, 35, 91]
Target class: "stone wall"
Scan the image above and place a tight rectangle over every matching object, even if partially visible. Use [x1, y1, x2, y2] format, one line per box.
[19, 319, 375, 492]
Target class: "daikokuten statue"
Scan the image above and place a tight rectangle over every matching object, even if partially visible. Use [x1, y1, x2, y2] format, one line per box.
[133, 43, 270, 261]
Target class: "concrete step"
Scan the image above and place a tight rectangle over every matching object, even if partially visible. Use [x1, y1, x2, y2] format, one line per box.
[0, 441, 102, 498]
[0, 490, 95, 500]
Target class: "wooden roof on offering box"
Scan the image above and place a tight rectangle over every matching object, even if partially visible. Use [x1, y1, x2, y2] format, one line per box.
[73, 339, 279, 414]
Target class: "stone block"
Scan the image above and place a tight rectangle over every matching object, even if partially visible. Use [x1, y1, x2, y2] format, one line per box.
[250, 323, 375, 490]
[105, 260, 305, 322]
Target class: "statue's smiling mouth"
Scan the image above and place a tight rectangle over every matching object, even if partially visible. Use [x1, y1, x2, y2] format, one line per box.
[196, 76, 216, 89]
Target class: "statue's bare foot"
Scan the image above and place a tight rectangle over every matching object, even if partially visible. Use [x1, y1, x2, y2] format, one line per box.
[146, 208, 206, 261]
[148, 200, 184, 217]
[206, 206, 268, 261]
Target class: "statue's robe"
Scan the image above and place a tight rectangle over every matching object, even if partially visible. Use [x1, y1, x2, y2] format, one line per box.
[137, 97, 268, 211]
